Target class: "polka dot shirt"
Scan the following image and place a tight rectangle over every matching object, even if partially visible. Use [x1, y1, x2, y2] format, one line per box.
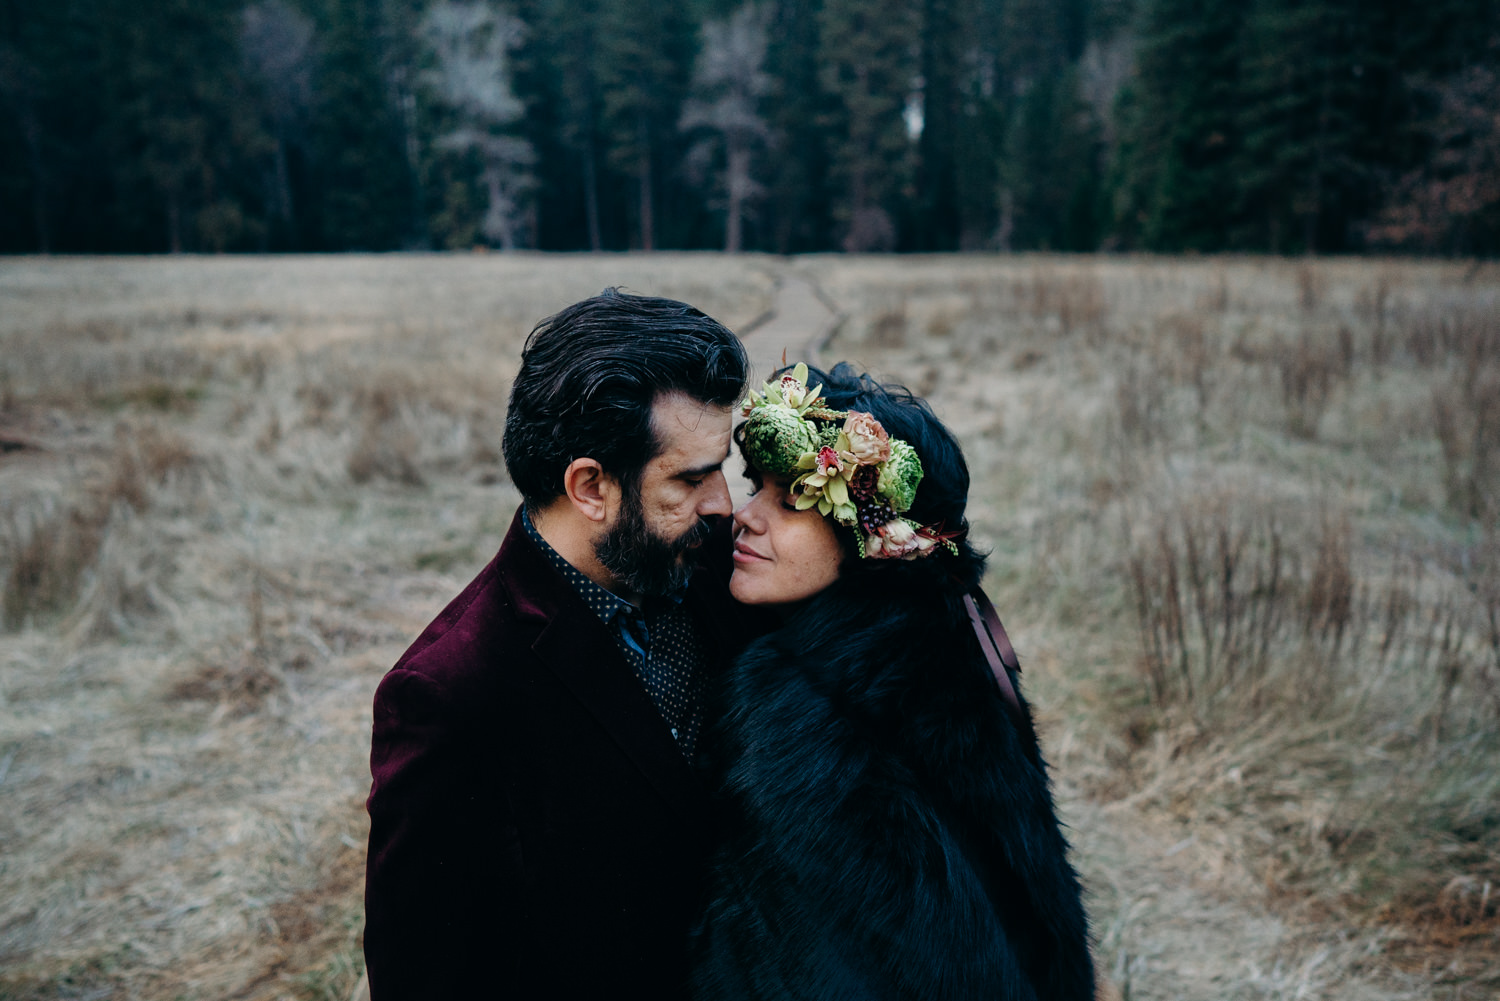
[523, 508, 707, 758]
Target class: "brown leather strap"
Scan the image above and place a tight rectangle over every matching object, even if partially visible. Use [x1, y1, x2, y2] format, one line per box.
[963, 590, 1023, 720]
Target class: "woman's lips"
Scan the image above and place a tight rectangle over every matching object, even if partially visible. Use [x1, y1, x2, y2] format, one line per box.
[732, 541, 768, 563]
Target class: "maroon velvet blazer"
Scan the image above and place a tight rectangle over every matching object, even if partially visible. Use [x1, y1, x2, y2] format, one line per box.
[364, 508, 747, 1000]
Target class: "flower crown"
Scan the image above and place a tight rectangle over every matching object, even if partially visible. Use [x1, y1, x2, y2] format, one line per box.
[740, 363, 959, 560]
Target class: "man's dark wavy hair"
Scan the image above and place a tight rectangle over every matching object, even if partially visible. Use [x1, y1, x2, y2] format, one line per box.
[503, 288, 748, 506]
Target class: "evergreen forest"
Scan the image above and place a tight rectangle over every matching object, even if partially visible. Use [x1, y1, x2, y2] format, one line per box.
[1, 0, 1497, 255]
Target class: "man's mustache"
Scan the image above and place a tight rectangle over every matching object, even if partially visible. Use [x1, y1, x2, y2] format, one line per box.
[672, 514, 717, 554]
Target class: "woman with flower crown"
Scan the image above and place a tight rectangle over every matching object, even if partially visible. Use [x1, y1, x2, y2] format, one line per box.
[691, 362, 1095, 1001]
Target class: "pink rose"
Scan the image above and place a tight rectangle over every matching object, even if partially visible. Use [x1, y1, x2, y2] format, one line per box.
[866, 519, 938, 560]
[843, 412, 892, 465]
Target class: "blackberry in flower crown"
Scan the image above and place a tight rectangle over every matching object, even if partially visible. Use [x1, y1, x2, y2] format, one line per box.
[740, 363, 961, 560]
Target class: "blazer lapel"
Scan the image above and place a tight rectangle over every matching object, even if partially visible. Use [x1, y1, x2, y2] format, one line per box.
[497, 514, 705, 821]
[530, 615, 704, 819]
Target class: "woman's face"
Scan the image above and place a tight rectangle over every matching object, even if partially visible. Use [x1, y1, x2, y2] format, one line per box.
[729, 474, 844, 606]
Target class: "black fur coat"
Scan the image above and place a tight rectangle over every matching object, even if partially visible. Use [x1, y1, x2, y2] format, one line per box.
[691, 569, 1094, 1001]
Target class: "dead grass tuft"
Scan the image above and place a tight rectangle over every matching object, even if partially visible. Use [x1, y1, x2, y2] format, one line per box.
[346, 385, 427, 487]
[1277, 330, 1344, 439]
[1403, 297, 1500, 373]
[1055, 272, 1107, 341]
[1125, 488, 1495, 723]
[1120, 483, 1500, 919]
[1113, 357, 1169, 451]
[1196, 269, 1230, 313]
[868, 305, 908, 347]
[1125, 492, 1301, 710]
[1010, 266, 1108, 342]
[105, 421, 201, 510]
[2, 422, 202, 632]
[167, 643, 285, 717]
[1296, 261, 1326, 313]
[1, 502, 108, 631]
[1432, 364, 1500, 520]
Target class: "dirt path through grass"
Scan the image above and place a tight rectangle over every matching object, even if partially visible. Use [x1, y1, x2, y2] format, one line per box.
[738, 273, 842, 380]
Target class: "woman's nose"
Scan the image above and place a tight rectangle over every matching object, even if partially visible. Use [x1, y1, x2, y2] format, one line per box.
[732, 493, 761, 533]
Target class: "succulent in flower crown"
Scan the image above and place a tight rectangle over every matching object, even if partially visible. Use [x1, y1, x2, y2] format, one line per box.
[742, 401, 817, 474]
[739, 363, 959, 560]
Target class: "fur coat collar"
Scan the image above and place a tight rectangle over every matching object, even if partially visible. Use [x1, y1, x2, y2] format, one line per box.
[692, 572, 1094, 1001]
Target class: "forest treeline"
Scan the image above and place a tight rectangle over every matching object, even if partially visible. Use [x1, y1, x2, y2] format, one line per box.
[1, 0, 1497, 255]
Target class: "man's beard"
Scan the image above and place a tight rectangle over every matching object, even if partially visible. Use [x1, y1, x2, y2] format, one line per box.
[594, 485, 715, 597]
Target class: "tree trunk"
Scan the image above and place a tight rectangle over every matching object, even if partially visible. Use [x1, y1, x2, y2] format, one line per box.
[273, 139, 294, 228]
[167, 191, 183, 254]
[583, 136, 602, 252]
[496, 170, 522, 251]
[19, 108, 49, 253]
[394, 69, 426, 248]
[725, 141, 750, 252]
[996, 187, 1014, 251]
[1306, 69, 1331, 253]
[637, 112, 654, 251]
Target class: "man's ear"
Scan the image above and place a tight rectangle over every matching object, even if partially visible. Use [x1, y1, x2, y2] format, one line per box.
[561, 458, 621, 524]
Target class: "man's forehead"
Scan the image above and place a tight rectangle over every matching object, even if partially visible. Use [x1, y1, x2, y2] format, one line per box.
[650, 391, 732, 467]
[652, 390, 731, 432]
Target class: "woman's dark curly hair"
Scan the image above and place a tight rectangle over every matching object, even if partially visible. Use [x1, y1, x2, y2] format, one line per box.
[735, 361, 987, 594]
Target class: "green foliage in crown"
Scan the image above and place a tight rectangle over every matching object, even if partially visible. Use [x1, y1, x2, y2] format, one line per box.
[878, 439, 923, 512]
[743, 403, 817, 475]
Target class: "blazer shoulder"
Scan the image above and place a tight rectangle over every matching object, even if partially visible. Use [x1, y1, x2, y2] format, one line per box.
[387, 510, 545, 692]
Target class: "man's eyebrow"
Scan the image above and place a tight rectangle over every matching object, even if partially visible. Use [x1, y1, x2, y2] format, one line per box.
[678, 458, 726, 480]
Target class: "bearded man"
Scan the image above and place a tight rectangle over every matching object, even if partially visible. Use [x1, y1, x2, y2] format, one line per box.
[363, 290, 752, 1000]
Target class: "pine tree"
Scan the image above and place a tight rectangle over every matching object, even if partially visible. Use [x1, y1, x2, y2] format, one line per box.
[312, 0, 411, 249]
[239, 0, 318, 249]
[518, 0, 610, 250]
[943, 0, 1010, 249]
[1235, 0, 1372, 251]
[99, 0, 269, 251]
[1003, 67, 1103, 249]
[0, 5, 56, 251]
[1365, 59, 1500, 254]
[680, 1, 772, 252]
[1114, 0, 1246, 250]
[419, 0, 535, 250]
[910, 0, 964, 250]
[763, 0, 833, 251]
[596, 0, 697, 249]
[818, 0, 919, 251]
[986, 0, 1110, 250]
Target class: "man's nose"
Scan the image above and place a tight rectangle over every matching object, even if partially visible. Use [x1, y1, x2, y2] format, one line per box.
[700, 468, 733, 518]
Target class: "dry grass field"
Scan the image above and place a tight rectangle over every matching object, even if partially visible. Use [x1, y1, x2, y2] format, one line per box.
[1, 252, 1496, 999]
